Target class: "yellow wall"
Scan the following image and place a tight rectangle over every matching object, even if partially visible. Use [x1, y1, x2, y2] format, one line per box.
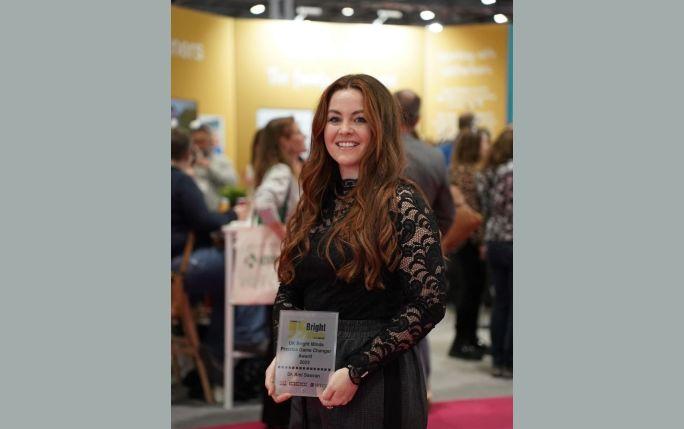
[170, 5, 509, 176]
[233, 19, 425, 175]
[423, 24, 509, 142]
[171, 7, 237, 164]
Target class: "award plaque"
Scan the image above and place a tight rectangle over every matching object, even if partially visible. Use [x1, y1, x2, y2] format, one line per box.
[275, 310, 339, 397]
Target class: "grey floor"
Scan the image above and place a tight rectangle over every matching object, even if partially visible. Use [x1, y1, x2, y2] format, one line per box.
[172, 307, 512, 429]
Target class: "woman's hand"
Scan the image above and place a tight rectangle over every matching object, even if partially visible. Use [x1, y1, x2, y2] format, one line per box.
[264, 357, 293, 403]
[318, 367, 359, 409]
[233, 199, 251, 221]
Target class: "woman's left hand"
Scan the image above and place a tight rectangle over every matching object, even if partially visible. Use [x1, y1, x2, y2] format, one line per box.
[318, 367, 359, 408]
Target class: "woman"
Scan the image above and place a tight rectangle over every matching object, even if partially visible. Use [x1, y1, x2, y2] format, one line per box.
[446, 128, 491, 360]
[477, 126, 513, 378]
[264, 74, 447, 429]
[253, 117, 306, 238]
[252, 120, 305, 429]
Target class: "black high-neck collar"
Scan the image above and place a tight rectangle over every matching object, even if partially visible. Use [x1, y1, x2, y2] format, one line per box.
[335, 178, 357, 197]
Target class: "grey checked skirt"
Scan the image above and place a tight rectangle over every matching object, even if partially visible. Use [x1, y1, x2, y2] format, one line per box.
[289, 319, 428, 429]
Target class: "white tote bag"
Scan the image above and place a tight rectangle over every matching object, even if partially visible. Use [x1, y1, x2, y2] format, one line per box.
[229, 225, 281, 305]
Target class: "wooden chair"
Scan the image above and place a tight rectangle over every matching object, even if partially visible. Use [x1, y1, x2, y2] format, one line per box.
[171, 232, 215, 404]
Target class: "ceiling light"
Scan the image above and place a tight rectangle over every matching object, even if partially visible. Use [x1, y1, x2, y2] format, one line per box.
[296, 6, 322, 16]
[250, 4, 265, 15]
[295, 5, 322, 21]
[482, 0, 497, 5]
[378, 9, 403, 20]
[341, 7, 354, 17]
[420, 10, 435, 21]
[373, 9, 402, 25]
[427, 22, 443, 33]
[493, 13, 508, 24]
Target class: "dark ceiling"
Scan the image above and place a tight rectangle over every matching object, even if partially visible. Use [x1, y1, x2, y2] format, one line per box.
[171, 0, 513, 26]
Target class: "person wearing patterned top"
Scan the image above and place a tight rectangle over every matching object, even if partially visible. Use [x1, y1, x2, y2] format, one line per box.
[264, 74, 447, 429]
[477, 126, 513, 378]
[447, 128, 491, 361]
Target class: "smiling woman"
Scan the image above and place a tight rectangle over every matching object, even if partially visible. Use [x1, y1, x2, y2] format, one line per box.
[265, 74, 447, 429]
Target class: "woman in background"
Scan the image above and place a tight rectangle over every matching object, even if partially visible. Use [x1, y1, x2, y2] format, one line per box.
[446, 128, 491, 360]
[264, 74, 446, 428]
[252, 120, 306, 429]
[253, 117, 306, 237]
[477, 126, 513, 378]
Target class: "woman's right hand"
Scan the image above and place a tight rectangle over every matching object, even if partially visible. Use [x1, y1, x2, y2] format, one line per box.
[265, 357, 293, 403]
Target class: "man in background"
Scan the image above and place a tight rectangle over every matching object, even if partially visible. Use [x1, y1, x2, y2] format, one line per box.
[395, 89, 455, 403]
[439, 111, 476, 167]
[190, 124, 238, 211]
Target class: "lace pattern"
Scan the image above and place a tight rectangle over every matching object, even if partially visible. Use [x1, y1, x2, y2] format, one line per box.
[272, 181, 447, 384]
[344, 183, 447, 383]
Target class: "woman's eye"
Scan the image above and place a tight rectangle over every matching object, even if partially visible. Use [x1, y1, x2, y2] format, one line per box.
[354, 117, 367, 124]
[328, 117, 340, 123]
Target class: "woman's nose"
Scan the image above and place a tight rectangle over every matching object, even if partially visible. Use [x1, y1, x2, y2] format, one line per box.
[340, 120, 352, 133]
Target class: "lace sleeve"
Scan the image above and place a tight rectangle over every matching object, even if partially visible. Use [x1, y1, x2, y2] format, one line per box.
[272, 282, 303, 348]
[343, 183, 447, 384]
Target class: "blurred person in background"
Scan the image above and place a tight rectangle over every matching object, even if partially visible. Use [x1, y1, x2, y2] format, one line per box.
[243, 128, 264, 192]
[171, 128, 268, 387]
[190, 123, 238, 211]
[446, 128, 492, 361]
[394, 88, 454, 404]
[252, 119, 305, 429]
[477, 126, 513, 378]
[438, 112, 476, 168]
[253, 117, 305, 237]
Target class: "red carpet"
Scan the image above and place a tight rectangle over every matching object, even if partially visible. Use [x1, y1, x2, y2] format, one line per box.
[427, 396, 512, 429]
[199, 396, 512, 429]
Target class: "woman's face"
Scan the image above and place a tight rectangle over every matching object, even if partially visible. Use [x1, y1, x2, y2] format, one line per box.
[323, 88, 371, 179]
[280, 123, 306, 156]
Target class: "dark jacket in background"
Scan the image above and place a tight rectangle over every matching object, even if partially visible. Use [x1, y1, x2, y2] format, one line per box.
[171, 166, 236, 258]
[402, 132, 455, 235]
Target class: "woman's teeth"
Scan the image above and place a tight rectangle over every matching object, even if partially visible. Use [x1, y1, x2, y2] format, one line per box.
[336, 142, 359, 148]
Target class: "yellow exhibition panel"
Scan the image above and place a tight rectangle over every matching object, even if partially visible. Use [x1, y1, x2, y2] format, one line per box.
[423, 24, 509, 142]
[171, 7, 238, 163]
[234, 18, 425, 173]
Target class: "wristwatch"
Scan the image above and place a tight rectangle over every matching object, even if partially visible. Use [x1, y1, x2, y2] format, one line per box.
[345, 364, 368, 385]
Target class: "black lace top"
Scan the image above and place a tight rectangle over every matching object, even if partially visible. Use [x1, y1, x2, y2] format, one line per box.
[273, 178, 447, 384]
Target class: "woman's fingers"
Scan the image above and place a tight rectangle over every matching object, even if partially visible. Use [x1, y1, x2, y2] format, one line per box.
[272, 392, 292, 403]
[319, 386, 335, 402]
[264, 358, 276, 396]
[319, 390, 350, 407]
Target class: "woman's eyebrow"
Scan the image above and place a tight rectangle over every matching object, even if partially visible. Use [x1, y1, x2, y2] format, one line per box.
[328, 109, 365, 115]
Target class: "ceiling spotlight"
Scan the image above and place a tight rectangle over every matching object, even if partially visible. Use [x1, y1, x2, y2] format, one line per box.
[482, 0, 497, 5]
[295, 6, 322, 21]
[420, 10, 435, 21]
[250, 4, 265, 15]
[427, 22, 443, 33]
[493, 13, 508, 24]
[374, 9, 403, 25]
[342, 7, 354, 17]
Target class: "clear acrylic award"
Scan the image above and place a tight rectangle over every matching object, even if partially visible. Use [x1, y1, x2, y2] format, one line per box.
[274, 310, 339, 397]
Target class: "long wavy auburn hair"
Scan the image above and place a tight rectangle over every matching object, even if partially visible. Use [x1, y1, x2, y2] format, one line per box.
[277, 74, 406, 291]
